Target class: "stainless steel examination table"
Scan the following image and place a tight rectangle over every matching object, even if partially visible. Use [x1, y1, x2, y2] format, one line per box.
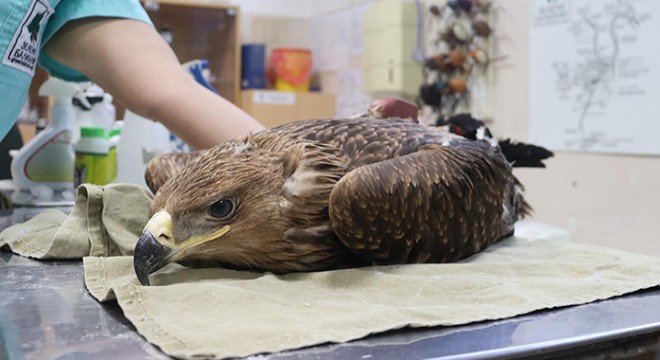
[1, 250, 659, 360]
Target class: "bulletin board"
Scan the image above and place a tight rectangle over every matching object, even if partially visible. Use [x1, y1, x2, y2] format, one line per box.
[529, 0, 660, 155]
[309, 4, 373, 118]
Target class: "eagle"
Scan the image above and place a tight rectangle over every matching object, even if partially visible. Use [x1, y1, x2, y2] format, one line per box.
[134, 118, 531, 285]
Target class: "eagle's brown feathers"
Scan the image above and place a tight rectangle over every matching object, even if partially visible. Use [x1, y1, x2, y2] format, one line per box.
[138, 118, 529, 279]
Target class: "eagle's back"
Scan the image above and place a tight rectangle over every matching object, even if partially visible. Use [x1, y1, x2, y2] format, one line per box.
[264, 118, 453, 170]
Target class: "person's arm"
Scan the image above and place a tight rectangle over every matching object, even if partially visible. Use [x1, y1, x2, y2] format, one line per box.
[43, 17, 265, 149]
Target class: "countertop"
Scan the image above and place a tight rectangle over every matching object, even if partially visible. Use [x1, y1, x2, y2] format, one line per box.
[1, 250, 659, 360]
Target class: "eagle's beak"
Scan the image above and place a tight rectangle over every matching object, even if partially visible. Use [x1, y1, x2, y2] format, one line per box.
[133, 211, 230, 286]
[134, 211, 177, 286]
[134, 227, 174, 286]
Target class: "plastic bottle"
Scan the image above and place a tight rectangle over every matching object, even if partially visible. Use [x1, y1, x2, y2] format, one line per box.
[115, 110, 170, 187]
[73, 83, 116, 141]
[74, 126, 111, 186]
[101, 93, 116, 129]
[107, 121, 122, 183]
[88, 90, 115, 133]
[10, 78, 78, 205]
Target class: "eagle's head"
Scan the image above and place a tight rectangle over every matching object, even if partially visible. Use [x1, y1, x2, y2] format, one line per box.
[134, 135, 349, 285]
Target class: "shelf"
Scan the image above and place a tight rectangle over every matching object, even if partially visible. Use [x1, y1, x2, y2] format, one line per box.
[142, 0, 242, 104]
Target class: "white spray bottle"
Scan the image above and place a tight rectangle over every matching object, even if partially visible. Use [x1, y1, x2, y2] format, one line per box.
[10, 78, 78, 205]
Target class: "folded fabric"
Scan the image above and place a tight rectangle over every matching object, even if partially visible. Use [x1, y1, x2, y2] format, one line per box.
[2, 184, 660, 359]
[0, 184, 152, 258]
[82, 238, 660, 359]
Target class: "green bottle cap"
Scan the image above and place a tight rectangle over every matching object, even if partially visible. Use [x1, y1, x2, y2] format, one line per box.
[80, 126, 106, 138]
[108, 128, 121, 138]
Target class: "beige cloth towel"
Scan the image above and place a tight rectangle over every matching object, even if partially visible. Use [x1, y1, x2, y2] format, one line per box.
[0, 184, 152, 258]
[2, 184, 660, 359]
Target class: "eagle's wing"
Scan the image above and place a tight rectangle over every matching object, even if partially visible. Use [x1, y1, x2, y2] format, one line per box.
[145, 152, 201, 194]
[328, 140, 528, 264]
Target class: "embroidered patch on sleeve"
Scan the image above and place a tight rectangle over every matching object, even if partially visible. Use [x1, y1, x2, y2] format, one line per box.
[3, 0, 54, 76]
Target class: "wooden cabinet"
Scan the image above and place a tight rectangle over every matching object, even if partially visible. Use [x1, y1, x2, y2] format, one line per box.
[142, 0, 242, 104]
[240, 90, 336, 128]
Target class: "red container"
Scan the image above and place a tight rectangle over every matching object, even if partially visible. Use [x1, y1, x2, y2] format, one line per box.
[266, 48, 312, 92]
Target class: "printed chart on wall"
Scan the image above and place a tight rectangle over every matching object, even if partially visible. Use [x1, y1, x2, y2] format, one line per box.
[529, 0, 660, 155]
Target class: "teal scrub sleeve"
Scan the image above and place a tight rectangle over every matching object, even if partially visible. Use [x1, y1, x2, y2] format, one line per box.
[38, 0, 154, 82]
[0, 83, 29, 141]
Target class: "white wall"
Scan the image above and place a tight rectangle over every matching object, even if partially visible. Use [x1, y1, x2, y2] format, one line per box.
[492, 0, 660, 256]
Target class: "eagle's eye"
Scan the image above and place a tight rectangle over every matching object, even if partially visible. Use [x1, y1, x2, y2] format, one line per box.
[208, 198, 236, 219]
